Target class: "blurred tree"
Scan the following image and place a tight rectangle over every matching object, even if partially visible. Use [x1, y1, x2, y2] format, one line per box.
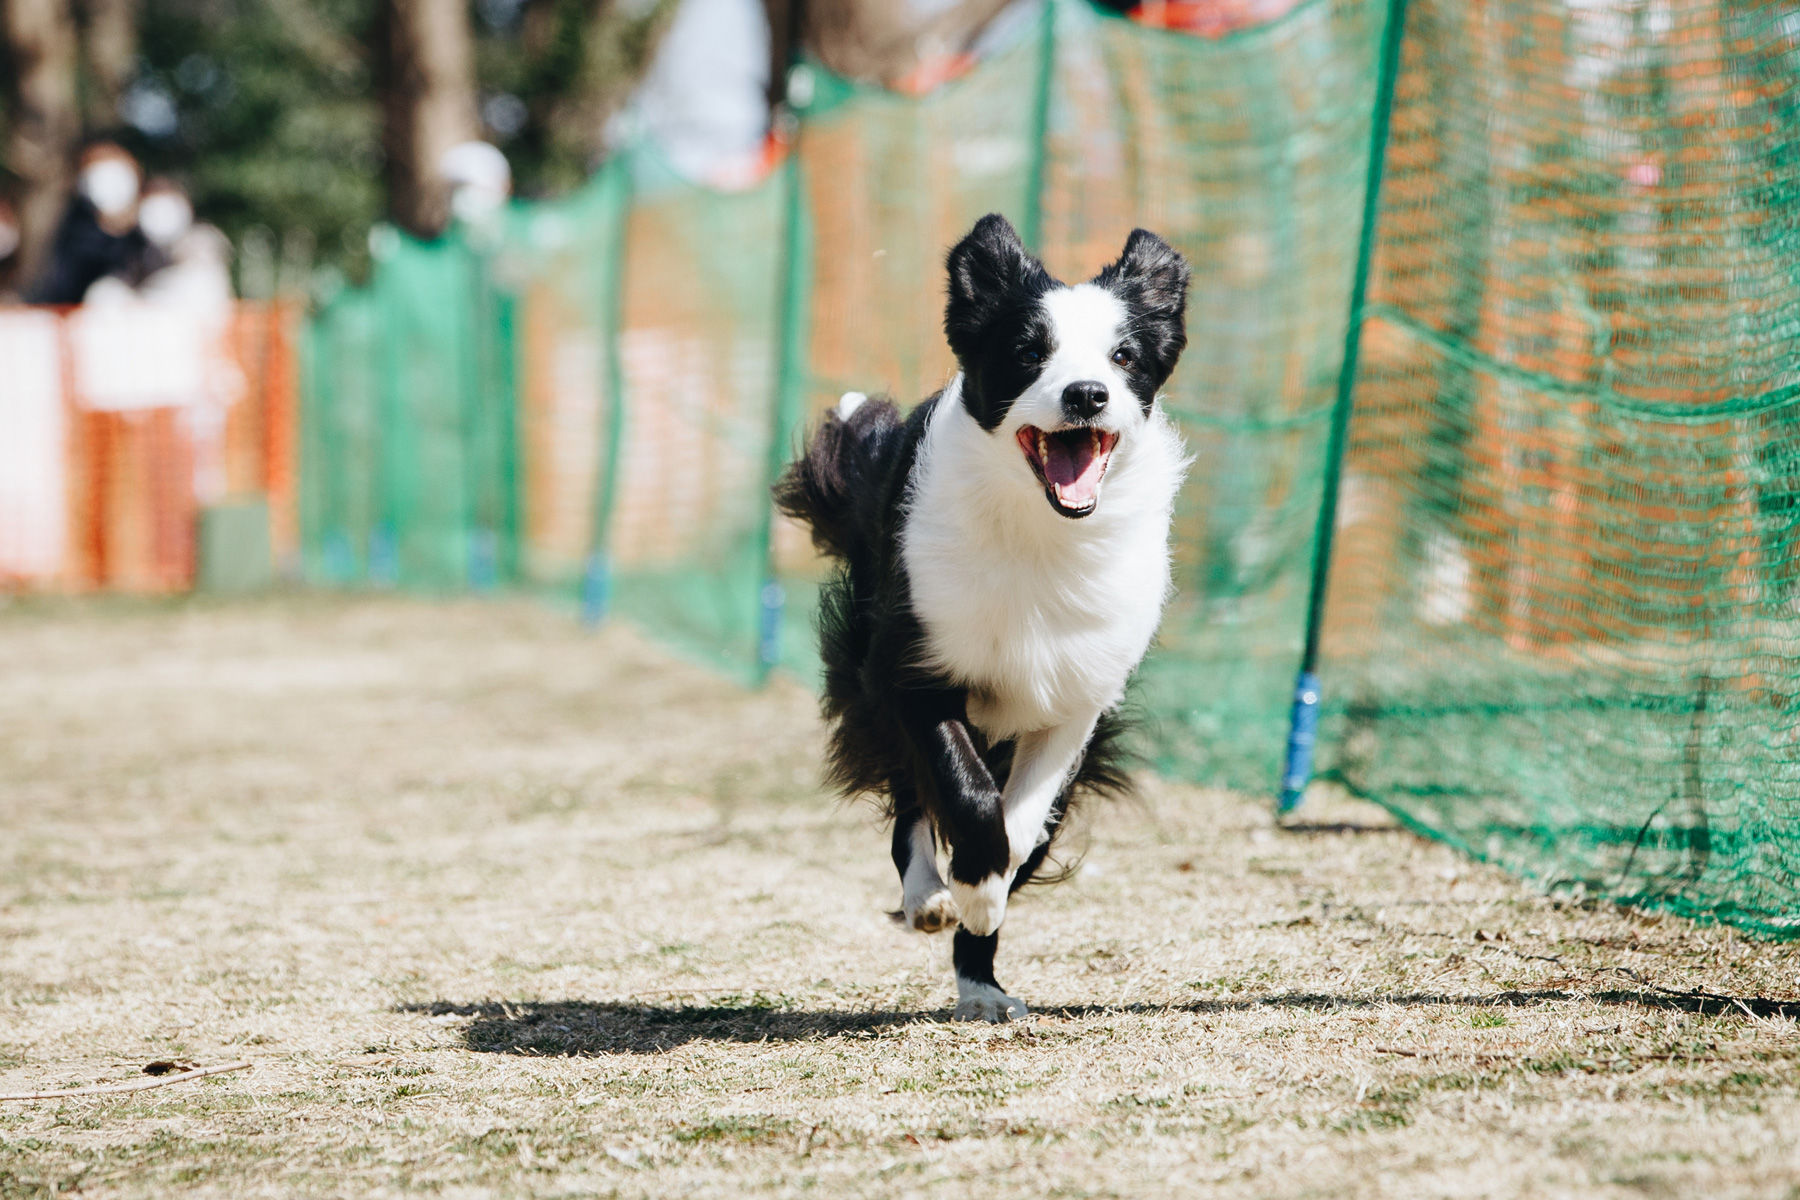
[470, 0, 676, 197]
[3, 0, 81, 289]
[77, 0, 136, 127]
[761, 0, 793, 106]
[3, 0, 742, 282]
[802, 0, 1016, 87]
[122, 0, 384, 279]
[380, 0, 477, 236]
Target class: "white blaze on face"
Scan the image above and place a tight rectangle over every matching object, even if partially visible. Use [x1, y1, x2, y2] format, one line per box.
[1002, 283, 1138, 516]
[1006, 283, 1133, 436]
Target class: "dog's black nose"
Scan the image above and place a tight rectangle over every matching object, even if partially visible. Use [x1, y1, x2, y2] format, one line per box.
[1062, 381, 1108, 420]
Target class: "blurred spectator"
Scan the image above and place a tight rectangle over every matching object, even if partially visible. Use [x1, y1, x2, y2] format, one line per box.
[63, 173, 243, 508]
[0, 198, 19, 266]
[136, 178, 235, 319]
[623, 0, 772, 187]
[440, 140, 512, 229]
[26, 143, 147, 305]
[1129, 0, 1306, 37]
[0, 198, 20, 302]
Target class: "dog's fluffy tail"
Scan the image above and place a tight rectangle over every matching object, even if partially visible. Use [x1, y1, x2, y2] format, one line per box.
[774, 392, 904, 562]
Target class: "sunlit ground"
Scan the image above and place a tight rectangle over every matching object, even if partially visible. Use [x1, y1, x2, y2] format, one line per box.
[3, 595, 1799, 1198]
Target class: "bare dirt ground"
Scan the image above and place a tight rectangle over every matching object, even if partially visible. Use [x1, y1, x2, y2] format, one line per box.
[3, 595, 1800, 1198]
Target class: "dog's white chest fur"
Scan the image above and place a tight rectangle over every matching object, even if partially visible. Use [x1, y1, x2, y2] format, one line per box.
[901, 382, 1186, 741]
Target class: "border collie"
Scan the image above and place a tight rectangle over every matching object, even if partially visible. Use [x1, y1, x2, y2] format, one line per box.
[775, 214, 1190, 1021]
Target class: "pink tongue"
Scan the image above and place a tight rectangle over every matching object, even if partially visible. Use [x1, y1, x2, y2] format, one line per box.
[1043, 433, 1103, 505]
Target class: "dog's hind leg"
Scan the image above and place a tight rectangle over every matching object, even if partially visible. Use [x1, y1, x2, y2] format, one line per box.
[891, 784, 956, 933]
[953, 928, 1027, 1022]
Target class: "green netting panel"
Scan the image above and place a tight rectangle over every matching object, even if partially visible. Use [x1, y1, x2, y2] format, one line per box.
[466, 255, 521, 589]
[376, 239, 504, 589]
[1041, 0, 1385, 787]
[498, 161, 631, 595]
[604, 149, 794, 684]
[303, 234, 518, 590]
[301, 289, 383, 583]
[1313, 0, 1800, 933]
[770, 18, 1052, 683]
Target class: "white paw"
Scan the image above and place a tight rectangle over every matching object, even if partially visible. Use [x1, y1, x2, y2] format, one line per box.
[904, 887, 958, 933]
[954, 979, 1028, 1023]
[949, 874, 1009, 936]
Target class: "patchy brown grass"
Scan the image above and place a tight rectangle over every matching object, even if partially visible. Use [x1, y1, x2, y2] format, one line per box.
[3, 594, 1800, 1198]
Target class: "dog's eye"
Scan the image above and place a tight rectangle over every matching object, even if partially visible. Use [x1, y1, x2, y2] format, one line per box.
[1020, 347, 1044, 365]
[1110, 347, 1135, 368]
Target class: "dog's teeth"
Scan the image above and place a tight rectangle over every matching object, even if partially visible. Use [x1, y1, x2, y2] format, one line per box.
[1037, 430, 1049, 460]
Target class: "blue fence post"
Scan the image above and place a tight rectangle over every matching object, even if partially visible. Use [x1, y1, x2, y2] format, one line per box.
[757, 580, 786, 671]
[580, 551, 613, 627]
[368, 525, 398, 588]
[1277, 0, 1411, 816]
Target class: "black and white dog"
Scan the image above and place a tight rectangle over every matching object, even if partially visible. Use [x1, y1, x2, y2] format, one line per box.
[775, 214, 1190, 1021]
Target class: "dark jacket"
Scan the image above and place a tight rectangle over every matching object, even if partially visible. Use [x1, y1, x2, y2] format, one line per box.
[25, 197, 149, 305]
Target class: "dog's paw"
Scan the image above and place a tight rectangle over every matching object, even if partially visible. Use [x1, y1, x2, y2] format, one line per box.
[949, 874, 1009, 936]
[953, 979, 1028, 1024]
[903, 887, 958, 933]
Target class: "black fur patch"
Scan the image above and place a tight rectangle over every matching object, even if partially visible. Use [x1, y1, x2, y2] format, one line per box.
[953, 929, 1001, 988]
[943, 214, 1057, 431]
[1091, 228, 1191, 412]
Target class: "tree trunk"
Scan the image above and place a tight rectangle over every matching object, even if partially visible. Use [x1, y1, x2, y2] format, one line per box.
[383, 0, 479, 238]
[78, 0, 136, 129]
[3, 0, 82, 290]
[803, 0, 1016, 87]
[762, 0, 798, 107]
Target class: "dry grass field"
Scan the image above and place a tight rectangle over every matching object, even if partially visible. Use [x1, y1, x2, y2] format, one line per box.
[4, 595, 1800, 1198]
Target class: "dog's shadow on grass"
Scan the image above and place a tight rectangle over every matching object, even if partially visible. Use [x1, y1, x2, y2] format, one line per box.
[403, 984, 1794, 1057]
[401, 1000, 940, 1055]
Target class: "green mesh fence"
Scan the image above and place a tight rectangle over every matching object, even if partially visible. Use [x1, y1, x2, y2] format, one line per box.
[772, 9, 1052, 680]
[302, 233, 516, 590]
[604, 149, 796, 683]
[298, 0, 1800, 933]
[1043, 0, 1386, 786]
[1310, 0, 1800, 935]
[498, 159, 629, 600]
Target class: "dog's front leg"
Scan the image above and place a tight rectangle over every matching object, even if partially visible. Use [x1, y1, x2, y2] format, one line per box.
[936, 712, 1101, 949]
[1001, 709, 1102, 870]
[940, 717, 1096, 1025]
[892, 691, 1010, 934]
[943, 709, 1102, 940]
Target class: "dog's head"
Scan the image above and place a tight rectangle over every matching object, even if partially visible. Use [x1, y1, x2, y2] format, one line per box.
[943, 214, 1189, 519]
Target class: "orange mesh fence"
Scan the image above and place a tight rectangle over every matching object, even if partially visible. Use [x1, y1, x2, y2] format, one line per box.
[0, 300, 300, 594]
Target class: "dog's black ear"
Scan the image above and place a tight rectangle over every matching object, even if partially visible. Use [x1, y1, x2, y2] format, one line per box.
[1094, 229, 1190, 394]
[1097, 228, 1190, 321]
[944, 214, 1050, 360]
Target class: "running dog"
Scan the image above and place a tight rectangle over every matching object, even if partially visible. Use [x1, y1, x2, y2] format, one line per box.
[775, 213, 1190, 1021]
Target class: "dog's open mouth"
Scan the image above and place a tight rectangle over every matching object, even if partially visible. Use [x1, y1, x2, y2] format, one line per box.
[1016, 425, 1121, 518]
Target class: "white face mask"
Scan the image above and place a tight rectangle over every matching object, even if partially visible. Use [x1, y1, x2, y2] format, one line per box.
[81, 159, 140, 218]
[139, 193, 194, 246]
